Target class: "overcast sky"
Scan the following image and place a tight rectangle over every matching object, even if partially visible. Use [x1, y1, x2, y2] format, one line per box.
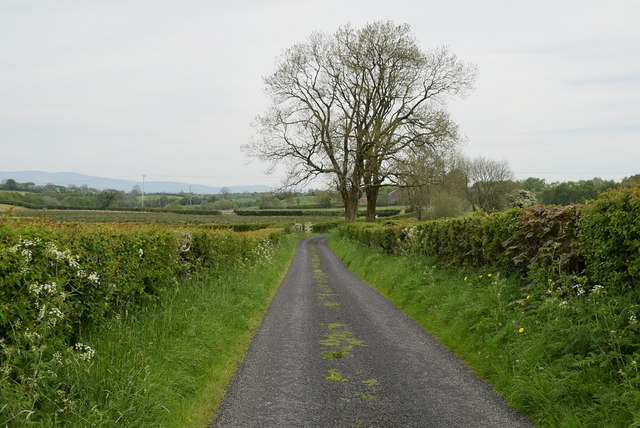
[2, 0, 639, 188]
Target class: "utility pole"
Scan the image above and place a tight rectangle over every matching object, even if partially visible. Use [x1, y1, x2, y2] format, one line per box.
[142, 174, 146, 207]
[189, 185, 192, 206]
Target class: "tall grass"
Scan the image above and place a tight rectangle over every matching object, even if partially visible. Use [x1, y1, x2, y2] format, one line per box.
[329, 236, 639, 427]
[4, 235, 298, 427]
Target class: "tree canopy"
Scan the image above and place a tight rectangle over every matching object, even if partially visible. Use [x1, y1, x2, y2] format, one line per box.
[245, 21, 476, 220]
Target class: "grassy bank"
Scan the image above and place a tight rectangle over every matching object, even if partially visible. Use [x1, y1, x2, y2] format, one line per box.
[329, 236, 639, 427]
[58, 235, 297, 427]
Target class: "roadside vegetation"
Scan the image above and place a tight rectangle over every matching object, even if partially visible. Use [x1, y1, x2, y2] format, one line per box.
[0, 217, 295, 426]
[50, 235, 298, 428]
[330, 184, 640, 427]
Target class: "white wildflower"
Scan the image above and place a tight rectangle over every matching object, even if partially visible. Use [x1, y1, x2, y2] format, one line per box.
[139, 248, 144, 257]
[50, 308, 64, 318]
[24, 329, 42, 342]
[21, 249, 32, 262]
[28, 282, 57, 295]
[47, 308, 64, 326]
[559, 301, 568, 307]
[21, 239, 36, 247]
[43, 282, 58, 294]
[592, 284, 604, 294]
[48, 247, 65, 260]
[630, 315, 637, 325]
[87, 272, 100, 284]
[178, 233, 192, 253]
[29, 283, 43, 295]
[74, 343, 95, 361]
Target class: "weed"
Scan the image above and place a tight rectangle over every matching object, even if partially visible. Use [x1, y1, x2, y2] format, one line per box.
[325, 369, 349, 382]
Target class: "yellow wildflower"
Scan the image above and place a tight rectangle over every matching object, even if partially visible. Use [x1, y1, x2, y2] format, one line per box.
[518, 327, 525, 333]
[487, 273, 493, 277]
[464, 276, 468, 281]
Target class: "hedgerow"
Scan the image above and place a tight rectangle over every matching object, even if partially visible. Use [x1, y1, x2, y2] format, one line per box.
[338, 204, 586, 279]
[0, 218, 284, 424]
[234, 209, 401, 217]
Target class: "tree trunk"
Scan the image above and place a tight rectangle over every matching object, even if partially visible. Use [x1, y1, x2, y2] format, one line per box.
[365, 187, 379, 222]
[343, 196, 359, 221]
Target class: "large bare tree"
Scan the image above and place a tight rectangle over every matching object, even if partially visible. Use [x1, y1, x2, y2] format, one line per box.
[244, 22, 476, 221]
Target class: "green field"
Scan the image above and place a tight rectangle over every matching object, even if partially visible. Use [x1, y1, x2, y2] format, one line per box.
[1, 206, 345, 225]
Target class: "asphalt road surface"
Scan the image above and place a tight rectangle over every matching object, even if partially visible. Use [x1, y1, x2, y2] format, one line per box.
[210, 236, 533, 427]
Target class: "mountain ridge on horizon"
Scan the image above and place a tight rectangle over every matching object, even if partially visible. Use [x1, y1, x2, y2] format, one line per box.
[0, 171, 274, 194]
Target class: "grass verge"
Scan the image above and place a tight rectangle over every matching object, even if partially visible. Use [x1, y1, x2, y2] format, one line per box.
[49, 234, 299, 427]
[328, 236, 640, 428]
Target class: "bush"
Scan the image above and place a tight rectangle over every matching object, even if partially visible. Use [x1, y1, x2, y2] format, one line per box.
[504, 205, 584, 274]
[579, 185, 640, 292]
[312, 220, 344, 233]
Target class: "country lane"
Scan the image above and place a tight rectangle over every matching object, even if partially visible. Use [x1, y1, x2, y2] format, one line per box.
[210, 236, 533, 427]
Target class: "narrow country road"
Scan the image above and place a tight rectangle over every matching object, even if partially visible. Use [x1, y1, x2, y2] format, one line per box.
[210, 236, 533, 427]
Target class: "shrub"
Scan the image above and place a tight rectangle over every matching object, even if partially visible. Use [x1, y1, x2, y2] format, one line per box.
[504, 205, 584, 274]
[579, 185, 640, 292]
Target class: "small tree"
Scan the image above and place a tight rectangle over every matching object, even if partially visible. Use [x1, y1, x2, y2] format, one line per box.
[219, 187, 231, 199]
[463, 156, 516, 211]
[316, 190, 337, 208]
[520, 177, 547, 193]
[2, 179, 18, 191]
[96, 189, 124, 209]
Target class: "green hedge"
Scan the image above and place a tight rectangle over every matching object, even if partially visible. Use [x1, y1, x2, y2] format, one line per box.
[338, 210, 517, 269]
[579, 185, 640, 292]
[312, 220, 345, 233]
[201, 223, 273, 232]
[0, 219, 284, 419]
[338, 185, 640, 289]
[234, 209, 401, 217]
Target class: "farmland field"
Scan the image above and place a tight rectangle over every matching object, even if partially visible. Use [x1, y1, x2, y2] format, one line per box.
[1, 206, 343, 225]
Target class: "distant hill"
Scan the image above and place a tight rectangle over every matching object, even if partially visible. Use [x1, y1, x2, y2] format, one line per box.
[0, 171, 273, 194]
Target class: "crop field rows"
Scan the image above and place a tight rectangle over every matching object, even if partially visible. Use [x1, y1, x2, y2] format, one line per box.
[1, 206, 343, 226]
